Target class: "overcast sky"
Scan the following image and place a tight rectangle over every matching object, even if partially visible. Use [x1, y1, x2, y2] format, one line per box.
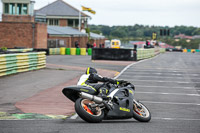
[0, 0, 200, 27]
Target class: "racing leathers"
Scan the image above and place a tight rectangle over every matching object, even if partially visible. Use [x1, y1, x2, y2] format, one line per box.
[77, 73, 122, 97]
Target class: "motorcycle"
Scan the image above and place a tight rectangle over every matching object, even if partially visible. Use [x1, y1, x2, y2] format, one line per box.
[62, 81, 151, 123]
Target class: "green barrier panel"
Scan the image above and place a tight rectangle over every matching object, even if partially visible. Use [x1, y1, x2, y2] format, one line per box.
[187, 49, 191, 52]
[76, 48, 80, 55]
[70, 48, 76, 55]
[65, 48, 70, 55]
[88, 48, 92, 55]
[196, 49, 200, 52]
[80, 48, 86, 55]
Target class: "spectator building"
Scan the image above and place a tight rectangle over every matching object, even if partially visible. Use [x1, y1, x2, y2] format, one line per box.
[0, 0, 105, 49]
[0, 0, 47, 48]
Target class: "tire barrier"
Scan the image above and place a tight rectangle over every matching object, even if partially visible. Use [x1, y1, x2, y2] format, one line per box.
[0, 52, 46, 77]
[80, 48, 86, 55]
[34, 49, 49, 55]
[49, 48, 60, 55]
[7, 48, 33, 52]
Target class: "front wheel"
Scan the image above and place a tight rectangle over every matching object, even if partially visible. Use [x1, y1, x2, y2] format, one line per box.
[75, 98, 104, 123]
[133, 101, 151, 122]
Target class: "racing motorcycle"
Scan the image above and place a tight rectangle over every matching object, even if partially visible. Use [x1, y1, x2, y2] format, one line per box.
[62, 81, 151, 123]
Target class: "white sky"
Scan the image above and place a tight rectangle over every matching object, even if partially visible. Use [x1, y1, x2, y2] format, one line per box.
[0, 0, 200, 27]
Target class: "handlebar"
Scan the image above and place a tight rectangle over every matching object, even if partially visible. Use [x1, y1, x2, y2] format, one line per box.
[103, 81, 135, 90]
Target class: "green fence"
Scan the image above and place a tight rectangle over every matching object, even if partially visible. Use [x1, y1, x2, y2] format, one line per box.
[0, 52, 46, 77]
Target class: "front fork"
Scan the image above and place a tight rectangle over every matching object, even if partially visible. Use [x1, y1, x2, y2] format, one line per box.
[133, 99, 142, 109]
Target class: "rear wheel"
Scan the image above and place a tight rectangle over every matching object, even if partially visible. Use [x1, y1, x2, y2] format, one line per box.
[75, 98, 104, 123]
[133, 101, 151, 122]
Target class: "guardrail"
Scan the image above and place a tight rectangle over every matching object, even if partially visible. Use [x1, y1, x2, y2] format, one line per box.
[137, 49, 155, 60]
[0, 52, 46, 77]
[160, 48, 166, 53]
[137, 48, 166, 60]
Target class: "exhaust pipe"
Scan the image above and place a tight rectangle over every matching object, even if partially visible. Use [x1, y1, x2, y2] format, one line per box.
[80, 92, 103, 104]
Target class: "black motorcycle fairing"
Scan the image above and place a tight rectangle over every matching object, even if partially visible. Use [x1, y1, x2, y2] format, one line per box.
[105, 87, 134, 119]
[62, 85, 98, 102]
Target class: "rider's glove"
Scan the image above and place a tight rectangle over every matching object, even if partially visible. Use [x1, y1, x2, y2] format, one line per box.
[103, 77, 116, 84]
[117, 80, 127, 85]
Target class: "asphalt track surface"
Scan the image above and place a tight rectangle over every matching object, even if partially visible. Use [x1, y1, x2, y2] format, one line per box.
[1, 52, 200, 133]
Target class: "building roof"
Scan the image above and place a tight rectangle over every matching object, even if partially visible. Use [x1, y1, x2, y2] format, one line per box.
[174, 34, 193, 39]
[47, 26, 88, 36]
[90, 32, 105, 39]
[35, 0, 90, 18]
[129, 41, 145, 45]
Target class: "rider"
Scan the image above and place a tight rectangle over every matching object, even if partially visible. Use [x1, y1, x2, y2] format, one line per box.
[77, 67, 126, 98]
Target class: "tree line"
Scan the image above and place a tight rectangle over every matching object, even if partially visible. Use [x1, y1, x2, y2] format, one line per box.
[88, 24, 200, 49]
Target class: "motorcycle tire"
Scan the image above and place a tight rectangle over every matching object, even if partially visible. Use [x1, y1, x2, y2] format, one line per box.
[133, 101, 151, 122]
[75, 98, 104, 123]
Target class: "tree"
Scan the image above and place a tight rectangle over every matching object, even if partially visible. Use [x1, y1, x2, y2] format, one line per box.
[110, 30, 127, 38]
[192, 28, 200, 35]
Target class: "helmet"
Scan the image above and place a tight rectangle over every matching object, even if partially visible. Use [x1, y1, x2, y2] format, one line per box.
[85, 67, 97, 75]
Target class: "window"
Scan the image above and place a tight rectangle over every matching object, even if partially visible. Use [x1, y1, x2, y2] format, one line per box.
[22, 4, 28, 15]
[17, 4, 22, 15]
[35, 18, 46, 23]
[68, 19, 73, 27]
[54, 19, 59, 25]
[4, 3, 29, 15]
[9, 3, 15, 15]
[48, 19, 59, 26]
[49, 19, 54, 25]
[75, 19, 79, 27]
[4, 3, 9, 14]
[68, 19, 79, 27]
